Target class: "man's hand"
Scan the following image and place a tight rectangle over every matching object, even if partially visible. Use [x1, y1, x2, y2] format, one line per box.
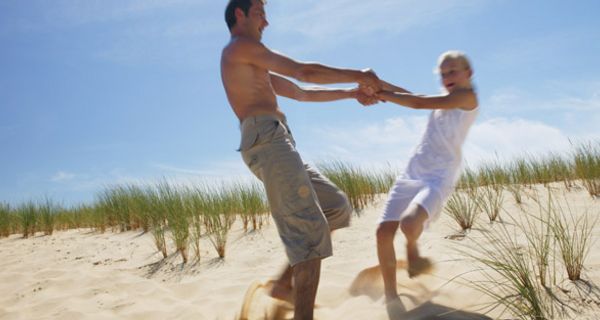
[358, 68, 381, 95]
[354, 88, 379, 106]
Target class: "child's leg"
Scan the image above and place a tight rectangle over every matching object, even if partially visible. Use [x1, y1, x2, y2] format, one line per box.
[400, 205, 431, 277]
[376, 221, 400, 301]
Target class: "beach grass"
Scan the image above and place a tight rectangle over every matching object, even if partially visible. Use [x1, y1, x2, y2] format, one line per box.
[0, 202, 10, 238]
[463, 219, 558, 320]
[547, 192, 596, 281]
[38, 198, 57, 236]
[96, 186, 134, 232]
[17, 201, 37, 238]
[186, 186, 207, 261]
[146, 186, 168, 259]
[157, 182, 190, 264]
[475, 185, 504, 222]
[203, 184, 237, 259]
[235, 181, 269, 232]
[319, 161, 397, 213]
[573, 142, 600, 197]
[444, 190, 480, 231]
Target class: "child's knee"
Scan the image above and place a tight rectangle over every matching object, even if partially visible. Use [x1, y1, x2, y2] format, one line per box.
[400, 216, 422, 239]
[376, 223, 397, 243]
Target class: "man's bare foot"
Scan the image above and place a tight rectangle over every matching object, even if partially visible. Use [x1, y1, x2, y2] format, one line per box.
[407, 256, 433, 278]
[265, 280, 294, 304]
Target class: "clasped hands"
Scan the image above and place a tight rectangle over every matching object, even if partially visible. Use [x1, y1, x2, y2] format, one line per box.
[355, 69, 383, 106]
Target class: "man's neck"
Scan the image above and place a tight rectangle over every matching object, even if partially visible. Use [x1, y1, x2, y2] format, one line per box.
[230, 29, 259, 42]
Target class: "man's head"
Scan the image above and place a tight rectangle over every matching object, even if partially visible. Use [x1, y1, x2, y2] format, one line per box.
[225, 0, 268, 39]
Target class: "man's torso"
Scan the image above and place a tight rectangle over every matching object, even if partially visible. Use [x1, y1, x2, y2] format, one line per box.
[221, 37, 284, 122]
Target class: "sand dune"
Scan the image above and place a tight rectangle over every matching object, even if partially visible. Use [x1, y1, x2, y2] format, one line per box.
[1, 185, 599, 319]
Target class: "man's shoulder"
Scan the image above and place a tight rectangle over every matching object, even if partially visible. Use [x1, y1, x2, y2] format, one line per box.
[225, 37, 267, 56]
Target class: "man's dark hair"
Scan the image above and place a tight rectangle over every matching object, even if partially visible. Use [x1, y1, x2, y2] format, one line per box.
[225, 0, 264, 31]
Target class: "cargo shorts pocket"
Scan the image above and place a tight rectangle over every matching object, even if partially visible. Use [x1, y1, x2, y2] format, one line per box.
[266, 149, 316, 215]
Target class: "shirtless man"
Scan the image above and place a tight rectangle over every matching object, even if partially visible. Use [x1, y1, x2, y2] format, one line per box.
[220, 1, 380, 319]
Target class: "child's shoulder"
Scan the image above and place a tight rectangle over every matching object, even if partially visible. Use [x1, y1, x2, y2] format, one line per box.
[450, 88, 478, 110]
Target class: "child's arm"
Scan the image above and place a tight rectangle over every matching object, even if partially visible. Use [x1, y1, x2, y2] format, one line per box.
[378, 88, 477, 110]
[379, 80, 411, 94]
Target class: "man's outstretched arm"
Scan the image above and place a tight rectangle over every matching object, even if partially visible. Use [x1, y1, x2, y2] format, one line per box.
[231, 38, 380, 89]
[270, 74, 376, 105]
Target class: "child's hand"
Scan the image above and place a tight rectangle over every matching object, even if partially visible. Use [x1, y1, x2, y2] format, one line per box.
[355, 89, 379, 106]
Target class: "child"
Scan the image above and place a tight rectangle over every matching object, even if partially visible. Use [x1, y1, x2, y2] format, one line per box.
[373, 51, 479, 303]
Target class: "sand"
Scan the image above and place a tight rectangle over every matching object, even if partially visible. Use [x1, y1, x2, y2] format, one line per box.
[1, 184, 599, 319]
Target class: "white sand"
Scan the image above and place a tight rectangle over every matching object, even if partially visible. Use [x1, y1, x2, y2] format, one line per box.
[1, 184, 599, 319]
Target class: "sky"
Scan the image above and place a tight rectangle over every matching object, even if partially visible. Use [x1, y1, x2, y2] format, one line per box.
[1, 0, 600, 207]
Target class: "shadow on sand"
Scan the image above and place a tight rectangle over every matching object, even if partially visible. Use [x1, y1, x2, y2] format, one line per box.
[385, 300, 492, 320]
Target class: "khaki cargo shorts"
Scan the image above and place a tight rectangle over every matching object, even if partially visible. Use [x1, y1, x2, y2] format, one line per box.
[239, 114, 351, 266]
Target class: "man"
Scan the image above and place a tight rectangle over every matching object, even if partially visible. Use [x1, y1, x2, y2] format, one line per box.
[221, 1, 380, 319]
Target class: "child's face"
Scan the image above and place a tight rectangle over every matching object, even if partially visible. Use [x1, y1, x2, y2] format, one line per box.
[439, 59, 472, 92]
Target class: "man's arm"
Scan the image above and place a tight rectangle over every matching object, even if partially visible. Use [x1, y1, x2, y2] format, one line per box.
[378, 89, 477, 110]
[270, 73, 357, 102]
[231, 38, 380, 88]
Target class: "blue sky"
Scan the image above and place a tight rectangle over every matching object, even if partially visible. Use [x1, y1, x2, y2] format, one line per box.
[2, 0, 600, 206]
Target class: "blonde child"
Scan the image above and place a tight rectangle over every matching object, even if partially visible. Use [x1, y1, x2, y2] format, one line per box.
[373, 51, 479, 303]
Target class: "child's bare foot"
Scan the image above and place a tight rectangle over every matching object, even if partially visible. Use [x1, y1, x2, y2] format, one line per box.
[265, 280, 294, 304]
[407, 256, 433, 278]
[385, 295, 407, 317]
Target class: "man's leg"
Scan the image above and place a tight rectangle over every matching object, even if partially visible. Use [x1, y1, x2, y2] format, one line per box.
[270, 264, 293, 302]
[241, 120, 330, 319]
[376, 221, 400, 301]
[270, 164, 350, 304]
[293, 258, 321, 320]
[305, 164, 352, 231]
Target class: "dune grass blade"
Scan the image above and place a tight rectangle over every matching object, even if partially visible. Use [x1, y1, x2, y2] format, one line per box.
[445, 190, 480, 231]
[18, 201, 37, 238]
[522, 192, 554, 288]
[126, 184, 152, 232]
[460, 218, 558, 319]
[0, 202, 10, 237]
[204, 185, 236, 259]
[573, 142, 600, 197]
[96, 186, 133, 232]
[38, 198, 57, 236]
[236, 181, 268, 232]
[319, 161, 396, 213]
[146, 187, 168, 259]
[476, 185, 504, 222]
[158, 182, 189, 264]
[547, 192, 596, 281]
[186, 187, 208, 261]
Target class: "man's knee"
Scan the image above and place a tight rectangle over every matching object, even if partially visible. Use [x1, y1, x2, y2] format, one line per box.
[335, 192, 352, 214]
[326, 193, 352, 230]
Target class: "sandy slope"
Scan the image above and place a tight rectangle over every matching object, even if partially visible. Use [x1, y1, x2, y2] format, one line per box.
[1, 184, 599, 319]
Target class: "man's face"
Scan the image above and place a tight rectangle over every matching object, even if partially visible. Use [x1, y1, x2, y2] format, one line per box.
[239, 0, 269, 40]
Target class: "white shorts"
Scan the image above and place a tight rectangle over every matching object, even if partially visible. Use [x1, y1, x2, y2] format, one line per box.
[377, 178, 447, 227]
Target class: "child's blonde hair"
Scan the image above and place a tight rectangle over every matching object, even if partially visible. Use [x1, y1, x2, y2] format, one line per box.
[436, 50, 473, 72]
